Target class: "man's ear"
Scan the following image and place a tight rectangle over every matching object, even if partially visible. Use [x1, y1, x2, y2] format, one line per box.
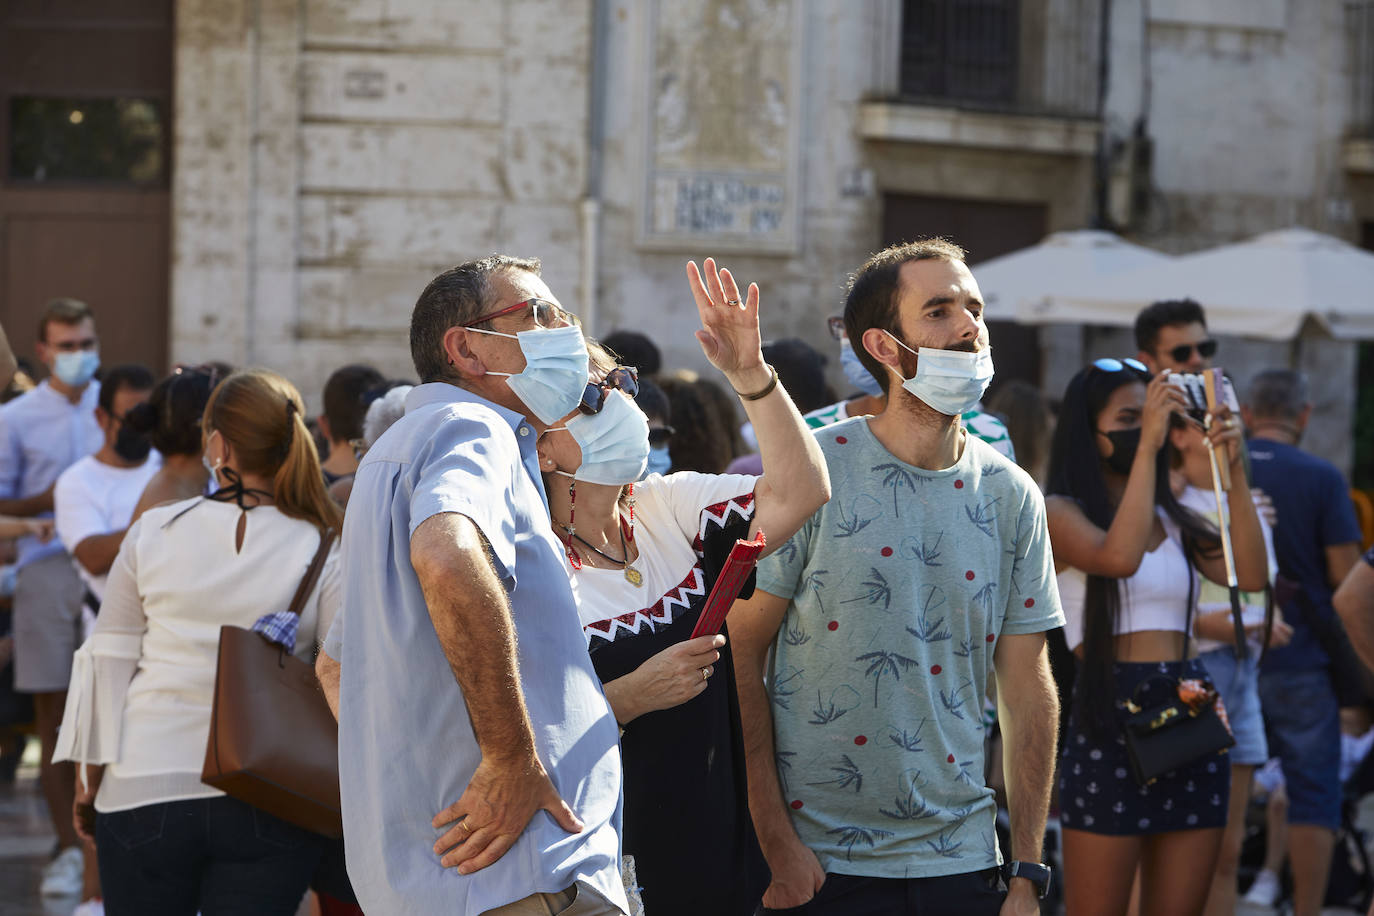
[94, 405, 110, 429]
[1298, 403, 1313, 431]
[1137, 350, 1159, 374]
[316, 415, 333, 443]
[860, 328, 900, 377]
[442, 326, 486, 380]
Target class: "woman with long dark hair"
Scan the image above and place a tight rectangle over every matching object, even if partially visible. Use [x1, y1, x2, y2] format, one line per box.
[1045, 359, 1266, 916]
[54, 369, 343, 915]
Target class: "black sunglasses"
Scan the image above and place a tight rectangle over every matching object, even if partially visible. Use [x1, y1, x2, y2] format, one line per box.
[579, 366, 640, 415]
[1167, 340, 1217, 363]
[648, 425, 675, 446]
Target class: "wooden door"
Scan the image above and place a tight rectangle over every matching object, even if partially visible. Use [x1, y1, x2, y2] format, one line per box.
[0, 0, 172, 375]
[881, 192, 1047, 394]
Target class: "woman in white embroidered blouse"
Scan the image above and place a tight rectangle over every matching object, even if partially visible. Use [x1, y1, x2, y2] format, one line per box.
[531, 260, 831, 916]
[54, 369, 344, 916]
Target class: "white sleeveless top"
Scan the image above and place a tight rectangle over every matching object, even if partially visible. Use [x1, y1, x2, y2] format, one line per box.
[1058, 509, 1195, 650]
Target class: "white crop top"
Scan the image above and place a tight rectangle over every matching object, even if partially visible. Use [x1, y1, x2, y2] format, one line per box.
[1058, 510, 1195, 650]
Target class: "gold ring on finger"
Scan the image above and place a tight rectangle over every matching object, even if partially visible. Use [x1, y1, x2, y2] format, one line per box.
[702, 667, 710, 680]
[461, 819, 472, 834]
[724, 298, 740, 306]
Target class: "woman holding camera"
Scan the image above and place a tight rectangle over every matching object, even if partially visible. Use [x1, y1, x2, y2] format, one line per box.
[54, 369, 343, 916]
[1045, 359, 1266, 916]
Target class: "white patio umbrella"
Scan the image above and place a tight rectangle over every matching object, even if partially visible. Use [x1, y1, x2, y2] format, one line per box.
[974, 229, 1175, 317]
[1024, 227, 1374, 341]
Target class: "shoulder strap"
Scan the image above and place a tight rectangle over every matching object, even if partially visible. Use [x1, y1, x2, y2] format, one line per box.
[1180, 535, 1196, 664]
[287, 527, 336, 618]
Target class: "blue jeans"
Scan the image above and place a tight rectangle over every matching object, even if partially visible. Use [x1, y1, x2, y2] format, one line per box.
[96, 796, 326, 916]
[1198, 647, 1269, 765]
[1257, 666, 1342, 829]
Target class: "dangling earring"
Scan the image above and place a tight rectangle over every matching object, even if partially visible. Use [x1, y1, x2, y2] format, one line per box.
[624, 483, 636, 543]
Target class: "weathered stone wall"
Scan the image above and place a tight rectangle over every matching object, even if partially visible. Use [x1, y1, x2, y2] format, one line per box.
[172, 0, 593, 408]
[168, 0, 1364, 472]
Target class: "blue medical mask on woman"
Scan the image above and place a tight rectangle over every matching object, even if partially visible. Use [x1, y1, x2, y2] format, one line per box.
[840, 338, 883, 397]
[884, 332, 994, 417]
[467, 323, 590, 424]
[53, 350, 100, 388]
[643, 444, 672, 478]
[549, 389, 650, 485]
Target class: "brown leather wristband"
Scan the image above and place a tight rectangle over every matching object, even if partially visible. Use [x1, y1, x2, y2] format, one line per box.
[735, 364, 779, 401]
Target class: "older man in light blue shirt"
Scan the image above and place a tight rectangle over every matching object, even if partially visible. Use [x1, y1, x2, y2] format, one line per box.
[319, 256, 627, 916]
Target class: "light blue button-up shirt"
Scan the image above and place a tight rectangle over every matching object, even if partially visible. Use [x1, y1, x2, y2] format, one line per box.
[326, 383, 627, 916]
[0, 379, 103, 568]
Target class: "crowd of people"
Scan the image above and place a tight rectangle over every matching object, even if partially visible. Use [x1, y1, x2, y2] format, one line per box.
[0, 239, 1369, 916]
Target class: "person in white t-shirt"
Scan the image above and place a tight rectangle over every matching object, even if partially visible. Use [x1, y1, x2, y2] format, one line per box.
[55, 365, 160, 606]
[51, 363, 159, 912]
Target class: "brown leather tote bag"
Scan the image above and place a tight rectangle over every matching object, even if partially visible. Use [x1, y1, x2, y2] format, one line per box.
[201, 529, 342, 838]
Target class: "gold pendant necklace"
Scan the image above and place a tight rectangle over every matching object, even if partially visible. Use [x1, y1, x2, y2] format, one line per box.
[617, 515, 642, 587]
[570, 520, 643, 587]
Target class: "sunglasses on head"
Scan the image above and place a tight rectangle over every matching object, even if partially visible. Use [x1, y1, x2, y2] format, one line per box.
[1092, 357, 1150, 374]
[579, 366, 639, 415]
[1166, 340, 1217, 363]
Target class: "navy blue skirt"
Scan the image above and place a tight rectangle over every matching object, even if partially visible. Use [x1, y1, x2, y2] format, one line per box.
[1059, 659, 1230, 835]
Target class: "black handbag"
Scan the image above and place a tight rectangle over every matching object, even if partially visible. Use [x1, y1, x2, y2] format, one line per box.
[1120, 543, 1236, 785]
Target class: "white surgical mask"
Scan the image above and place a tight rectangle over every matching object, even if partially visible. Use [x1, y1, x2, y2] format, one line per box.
[549, 389, 650, 485]
[884, 332, 994, 417]
[201, 430, 223, 484]
[467, 323, 590, 424]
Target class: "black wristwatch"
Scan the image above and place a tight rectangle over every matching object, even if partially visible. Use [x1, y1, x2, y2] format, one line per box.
[1003, 861, 1052, 899]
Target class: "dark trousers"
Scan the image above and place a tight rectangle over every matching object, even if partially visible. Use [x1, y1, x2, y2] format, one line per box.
[96, 796, 326, 916]
[759, 868, 1007, 916]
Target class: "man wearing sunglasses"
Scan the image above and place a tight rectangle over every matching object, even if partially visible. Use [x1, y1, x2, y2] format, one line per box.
[1134, 298, 1218, 374]
[317, 255, 629, 915]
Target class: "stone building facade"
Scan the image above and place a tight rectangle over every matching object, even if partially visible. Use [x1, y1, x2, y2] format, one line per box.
[157, 0, 1372, 468]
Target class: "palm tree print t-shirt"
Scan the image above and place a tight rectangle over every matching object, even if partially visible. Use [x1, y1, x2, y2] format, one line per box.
[755, 416, 1063, 878]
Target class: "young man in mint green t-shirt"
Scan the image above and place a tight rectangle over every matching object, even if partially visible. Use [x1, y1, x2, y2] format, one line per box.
[732, 239, 1063, 916]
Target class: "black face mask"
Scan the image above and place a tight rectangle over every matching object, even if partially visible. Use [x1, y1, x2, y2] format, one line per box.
[1099, 426, 1141, 476]
[113, 423, 152, 463]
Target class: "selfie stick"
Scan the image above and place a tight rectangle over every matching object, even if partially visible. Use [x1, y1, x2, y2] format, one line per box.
[1202, 369, 1248, 659]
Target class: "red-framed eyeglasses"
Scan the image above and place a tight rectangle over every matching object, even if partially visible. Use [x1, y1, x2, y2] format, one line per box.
[463, 298, 575, 330]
